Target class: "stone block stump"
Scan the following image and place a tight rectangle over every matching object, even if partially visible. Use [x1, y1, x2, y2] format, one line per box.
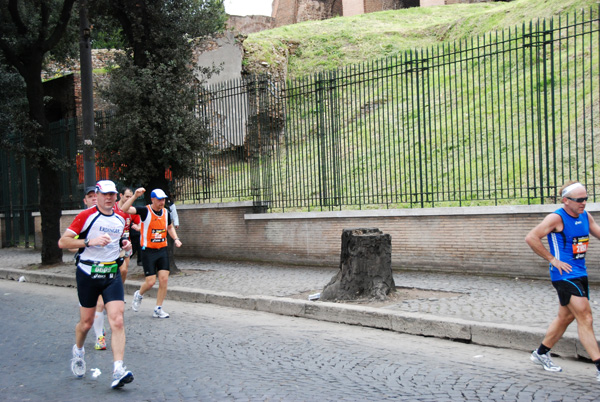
[320, 228, 395, 301]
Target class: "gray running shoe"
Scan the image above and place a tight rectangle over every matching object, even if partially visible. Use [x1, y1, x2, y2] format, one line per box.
[111, 367, 134, 389]
[132, 290, 142, 312]
[596, 370, 600, 382]
[530, 350, 562, 372]
[153, 307, 170, 318]
[71, 345, 86, 377]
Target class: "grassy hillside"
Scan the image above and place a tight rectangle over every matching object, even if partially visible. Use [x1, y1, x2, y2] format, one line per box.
[243, 0, 599, 79]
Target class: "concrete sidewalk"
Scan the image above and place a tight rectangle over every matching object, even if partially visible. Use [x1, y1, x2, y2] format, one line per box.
[2, 247, 598, 360]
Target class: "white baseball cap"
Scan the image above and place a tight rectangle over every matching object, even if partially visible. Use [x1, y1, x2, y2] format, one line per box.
[151, 189, 168, 199]
[95, 180, 118, 194]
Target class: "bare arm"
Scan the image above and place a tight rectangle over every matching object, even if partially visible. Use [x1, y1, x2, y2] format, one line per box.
[58, 230, 112, 249]
[168, 224, 182, 248]
[588, 213, 600, 241]
[120, 187, 145, 215]
[525, 213, 571, 275]
[58, 230, 84, 250]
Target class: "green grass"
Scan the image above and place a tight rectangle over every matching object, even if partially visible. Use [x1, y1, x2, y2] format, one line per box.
[243, 0, 599, 78]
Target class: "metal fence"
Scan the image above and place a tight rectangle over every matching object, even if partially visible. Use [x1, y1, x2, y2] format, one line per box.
[0, 113, 113, 246]
[180, 8, 600, 211]
[0, 136, 39, 247]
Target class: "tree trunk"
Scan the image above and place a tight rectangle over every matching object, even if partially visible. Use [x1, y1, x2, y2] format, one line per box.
[320, 228, 395, 301]
[24, 63, 63, 265]
[38, 161, 63, 264]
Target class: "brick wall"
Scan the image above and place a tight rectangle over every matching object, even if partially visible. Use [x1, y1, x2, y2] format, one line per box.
[296, 0, 331, 23]
[227, 15, 275, 34]
[343, 0, 364, 16]
[420, 0, 445, 6]
[274, 0, 299, 27]
[272, 0, 489, 28]
[240, 205, 600, 281]
[37, 202, 600, 281]
[364, 0, 418, 13]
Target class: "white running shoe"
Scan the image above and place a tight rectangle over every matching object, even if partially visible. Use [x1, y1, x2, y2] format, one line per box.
[111, 367, 134, 389]
[71, 345, 86, 378]
[132, 290, 142, 312]
[530, 350, 562, 372]
[153, 307, 170, 318]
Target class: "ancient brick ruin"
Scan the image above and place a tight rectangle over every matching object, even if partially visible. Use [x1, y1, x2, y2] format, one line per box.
[226, 0, 494, 32]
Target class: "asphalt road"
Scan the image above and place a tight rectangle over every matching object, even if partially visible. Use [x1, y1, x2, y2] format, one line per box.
[1, 280, 599, 401]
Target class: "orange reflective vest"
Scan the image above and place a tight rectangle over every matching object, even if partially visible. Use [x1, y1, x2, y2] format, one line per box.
[140, 205, 168, 249]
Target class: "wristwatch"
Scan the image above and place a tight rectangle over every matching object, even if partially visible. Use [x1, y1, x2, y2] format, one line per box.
[84, 238, 90, 247]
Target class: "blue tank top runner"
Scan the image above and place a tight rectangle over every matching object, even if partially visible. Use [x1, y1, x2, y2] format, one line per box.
[547, 208, 589, 282]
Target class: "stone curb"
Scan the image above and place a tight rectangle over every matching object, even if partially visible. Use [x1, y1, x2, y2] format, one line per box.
[1, 268, 586, 359]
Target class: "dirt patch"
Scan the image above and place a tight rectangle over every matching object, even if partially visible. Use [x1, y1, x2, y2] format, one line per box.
[289, 287, 464, 308]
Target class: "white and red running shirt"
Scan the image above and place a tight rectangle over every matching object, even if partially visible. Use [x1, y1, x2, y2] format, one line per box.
[67, 206, 126, 275]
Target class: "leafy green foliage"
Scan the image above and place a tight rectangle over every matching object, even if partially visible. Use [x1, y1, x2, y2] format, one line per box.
[98, 54, 211, 188]
[0, 63, 38, 152]
[88, 12, 125, 49]
[0, 0, 77, 166]
[96, 0, 227, 193]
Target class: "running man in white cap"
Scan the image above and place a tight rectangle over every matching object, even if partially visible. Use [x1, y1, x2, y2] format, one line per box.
[526, 180, 600, 380]
[58, 180, 135, 389]
[80, 185, 109, 351]
[120, 187, 182, 318]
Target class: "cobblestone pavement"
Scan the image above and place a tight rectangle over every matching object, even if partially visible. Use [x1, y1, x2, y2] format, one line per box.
[2, 280, 600, 401]
[4, 247, 599, 336]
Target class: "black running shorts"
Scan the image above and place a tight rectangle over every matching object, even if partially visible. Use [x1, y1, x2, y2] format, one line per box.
[141, 247, 170, 277]
[76, 268, 125, 308]
[552, 276, 589, 306]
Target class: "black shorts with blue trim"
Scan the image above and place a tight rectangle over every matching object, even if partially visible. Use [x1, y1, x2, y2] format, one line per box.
[552, 276, 589, 306]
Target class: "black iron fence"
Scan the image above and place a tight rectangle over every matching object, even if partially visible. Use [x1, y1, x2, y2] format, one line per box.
[0, 113, 112, 246]
[2, 9, 599, 245]
[183, 9, 599, 210]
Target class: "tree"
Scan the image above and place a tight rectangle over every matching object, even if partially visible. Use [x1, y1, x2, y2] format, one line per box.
[95, 0, 227, 200]
[0, 0, 78, 264]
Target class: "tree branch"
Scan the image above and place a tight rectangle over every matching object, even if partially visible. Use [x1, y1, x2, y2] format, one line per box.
[7, 0, 27, 35]
[39, 1, 50, 44]
[44, 0, 77, 52]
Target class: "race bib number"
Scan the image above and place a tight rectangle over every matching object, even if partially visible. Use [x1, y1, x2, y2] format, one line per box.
[91, 263, 118, 274]
[572, 236, 589, 259]
[151, 228, 166, 243]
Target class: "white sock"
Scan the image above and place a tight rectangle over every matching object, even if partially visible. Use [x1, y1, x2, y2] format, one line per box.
[74, 345, 84, 357]
[93, 312, 104, 339]
[114, 360, 123, 372]
[155, 306, 161, 311]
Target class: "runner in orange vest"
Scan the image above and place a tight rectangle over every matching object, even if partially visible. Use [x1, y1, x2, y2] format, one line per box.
[120, 187, 182, 318]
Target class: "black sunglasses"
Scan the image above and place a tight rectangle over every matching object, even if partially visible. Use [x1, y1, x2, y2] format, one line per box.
[566, 196, 588, 203]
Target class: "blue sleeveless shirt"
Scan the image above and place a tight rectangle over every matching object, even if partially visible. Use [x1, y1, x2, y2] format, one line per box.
[547, 208, 589, 282]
